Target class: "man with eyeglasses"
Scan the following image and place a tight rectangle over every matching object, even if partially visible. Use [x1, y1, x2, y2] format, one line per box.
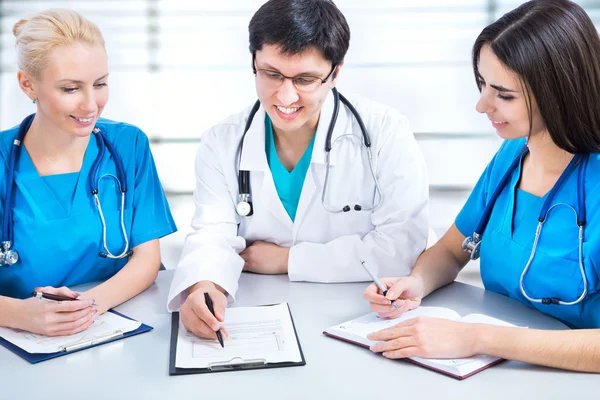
[168, 0, 429, 341]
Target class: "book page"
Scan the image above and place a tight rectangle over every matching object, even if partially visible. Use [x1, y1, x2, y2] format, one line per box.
[175, 302, 303, 369]
[325, 306, 461, 347]
[0, 311, 141, 354]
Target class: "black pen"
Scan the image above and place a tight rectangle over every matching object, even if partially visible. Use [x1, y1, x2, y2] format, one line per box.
[204, 292, 224, 348]
[32, 290, 97, 306]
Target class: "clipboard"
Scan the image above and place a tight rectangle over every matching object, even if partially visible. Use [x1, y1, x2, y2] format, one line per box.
[0, 310, 153, 364]
[169, 303, 306, 375]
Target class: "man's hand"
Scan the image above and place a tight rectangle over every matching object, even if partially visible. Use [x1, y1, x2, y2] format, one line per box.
[241, 241, 289, 274]
[180, 281, 229, 340]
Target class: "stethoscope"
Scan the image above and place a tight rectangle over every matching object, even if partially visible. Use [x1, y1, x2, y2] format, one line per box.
[462, 144, 589, 306]
[235, 88, 383, 217]
[0, 114, 133, 267]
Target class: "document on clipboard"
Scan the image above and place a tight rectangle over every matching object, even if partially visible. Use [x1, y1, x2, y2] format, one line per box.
[0, 310, 152, 363]
[170, 302, 305, 375]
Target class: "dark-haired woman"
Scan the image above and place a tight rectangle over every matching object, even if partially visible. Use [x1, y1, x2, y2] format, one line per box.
[362, 0, 600, 372]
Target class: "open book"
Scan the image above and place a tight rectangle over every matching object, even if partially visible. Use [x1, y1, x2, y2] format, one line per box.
[324, 306, 519, 380]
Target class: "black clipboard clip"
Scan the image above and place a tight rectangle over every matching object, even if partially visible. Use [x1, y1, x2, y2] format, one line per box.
[207, 357, 267, 371]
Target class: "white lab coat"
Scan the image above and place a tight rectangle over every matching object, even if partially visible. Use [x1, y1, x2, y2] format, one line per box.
[167, 91, 429, 310]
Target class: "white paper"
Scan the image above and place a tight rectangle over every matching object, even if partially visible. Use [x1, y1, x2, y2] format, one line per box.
[327, 306, 462, 347]
[0, 311, 141, 354]
[175, 302, 303, 369]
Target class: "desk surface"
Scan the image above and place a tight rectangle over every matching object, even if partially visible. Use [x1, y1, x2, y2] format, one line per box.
[1, 270, 594, 399]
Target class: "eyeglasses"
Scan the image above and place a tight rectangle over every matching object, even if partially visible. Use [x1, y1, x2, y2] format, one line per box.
[252, 55, 337, 93]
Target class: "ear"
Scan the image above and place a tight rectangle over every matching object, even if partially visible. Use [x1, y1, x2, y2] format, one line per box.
[17, 70, 37, 102]
[331, 59, 344, 87]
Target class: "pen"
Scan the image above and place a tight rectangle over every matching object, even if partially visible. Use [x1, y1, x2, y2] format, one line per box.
[204, 292, 224, 348]
[360, 261, 399, 309]
[60, 330, 123, 352]
[31, 290, 97, 306]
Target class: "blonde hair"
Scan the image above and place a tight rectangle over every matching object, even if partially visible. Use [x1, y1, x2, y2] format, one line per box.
[13, 8, 105, 77]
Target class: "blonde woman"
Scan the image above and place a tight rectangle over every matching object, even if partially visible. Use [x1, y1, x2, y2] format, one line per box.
[0, 9, 176, 336]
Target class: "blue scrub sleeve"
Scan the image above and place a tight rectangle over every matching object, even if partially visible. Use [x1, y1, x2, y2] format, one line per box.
[0, 158, 6, 232]
[455, 141, 512, 238]
[129, 131, 177, 248]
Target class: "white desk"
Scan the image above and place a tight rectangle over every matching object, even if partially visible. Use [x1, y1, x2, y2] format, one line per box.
[1, 270, 594, 400]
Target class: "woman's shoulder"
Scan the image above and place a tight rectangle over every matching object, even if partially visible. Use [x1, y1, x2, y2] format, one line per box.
[494, 138, 527, 166]
[482, 138, 527, 185]
[0, 124, 21, 164]
[95, 118, 149, 146]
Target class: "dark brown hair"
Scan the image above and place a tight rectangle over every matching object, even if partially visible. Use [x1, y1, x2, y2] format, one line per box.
[473, 0, 600, 153]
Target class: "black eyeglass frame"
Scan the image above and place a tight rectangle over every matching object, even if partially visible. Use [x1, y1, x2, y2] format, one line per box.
[251, 53, 337, 87]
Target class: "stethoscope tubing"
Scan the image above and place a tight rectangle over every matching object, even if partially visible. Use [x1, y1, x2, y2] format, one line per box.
[464, 144, 590, 305]
[1, 114, 132, 264]
[237, 88, 383, 215]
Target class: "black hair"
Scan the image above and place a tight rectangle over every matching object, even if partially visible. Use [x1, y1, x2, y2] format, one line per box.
[473, 0, 600, 153]
[249, 0, 350, 69]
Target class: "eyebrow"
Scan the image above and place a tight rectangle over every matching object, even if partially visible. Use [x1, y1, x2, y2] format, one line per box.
[490, 84, 518, 93]
[57, 73, 109, 84]
[258, 63, 321, 76]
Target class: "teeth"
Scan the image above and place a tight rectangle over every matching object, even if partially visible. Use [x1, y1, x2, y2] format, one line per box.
[493, 120, 507, 124]
[276, 106, 299, 115]
[75, 117, 93, 123]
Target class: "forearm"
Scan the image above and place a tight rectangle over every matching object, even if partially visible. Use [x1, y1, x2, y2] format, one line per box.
[409, 224, 471, 297]
[84, 240, 161, 313]
[410, 244, 463, 297]
[475, 325, 600, 372]
[0, 296, 20, 328]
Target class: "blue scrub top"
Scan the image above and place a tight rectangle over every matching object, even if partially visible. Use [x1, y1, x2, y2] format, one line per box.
[0, 117, 177, 299]
[265, 116, 315, 222]
[456, 138, 600, 329]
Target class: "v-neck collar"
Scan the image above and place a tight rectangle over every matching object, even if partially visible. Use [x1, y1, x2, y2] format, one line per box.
[14, 135, 98, 220]
[265, 115, 316, 175]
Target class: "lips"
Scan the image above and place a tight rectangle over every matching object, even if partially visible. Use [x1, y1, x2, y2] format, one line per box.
[490, 120, 508, 129]
[70, 115, 95, 127]
[274, 105, 302, 121]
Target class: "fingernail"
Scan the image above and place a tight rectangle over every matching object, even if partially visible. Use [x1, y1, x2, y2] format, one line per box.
[386, 291, 396, 299]
[212, 323, 220, 331]
[90, 299, 95, 306]
[93, 309, 98, 314]
[73, 292, 82, 297]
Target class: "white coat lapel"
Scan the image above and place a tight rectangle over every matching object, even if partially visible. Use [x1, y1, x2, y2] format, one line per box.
[239, 105, 293, 231]
[295, 90, 347, 226]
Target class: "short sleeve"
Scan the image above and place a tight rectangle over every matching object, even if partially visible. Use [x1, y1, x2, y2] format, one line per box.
[455, 140, 513, 238]
[129, 130, 177, 247]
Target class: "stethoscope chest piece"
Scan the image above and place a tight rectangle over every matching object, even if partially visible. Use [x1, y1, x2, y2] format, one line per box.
[236, 196, 253, 217]
[461, 234, 481, 260]
[1, 242, 18, 267]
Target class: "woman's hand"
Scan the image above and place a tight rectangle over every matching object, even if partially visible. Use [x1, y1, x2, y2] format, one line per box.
[13, 286, 97, 336]
[368, 316, 479, 359]
[362, 276, 424, 319]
